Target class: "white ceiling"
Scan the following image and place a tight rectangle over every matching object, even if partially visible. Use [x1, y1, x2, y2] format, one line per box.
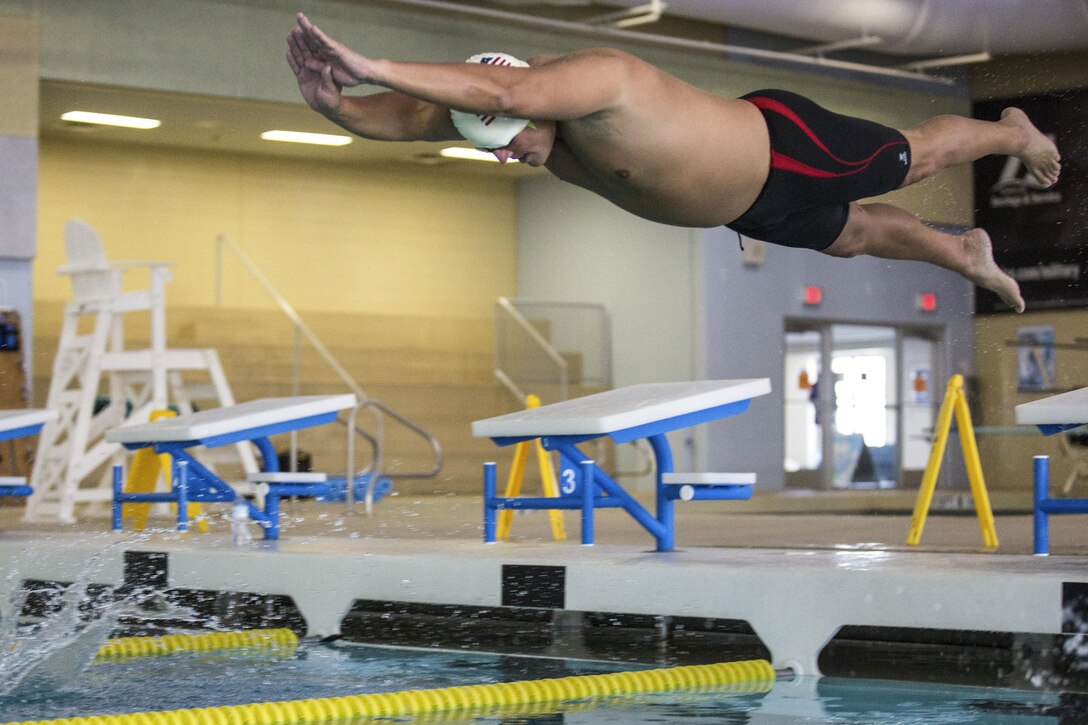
[39, 1, 1087, 169]
[500, 0, 1088, 56]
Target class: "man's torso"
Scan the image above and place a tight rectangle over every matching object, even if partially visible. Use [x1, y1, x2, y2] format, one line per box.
[543, 55, 771, 228]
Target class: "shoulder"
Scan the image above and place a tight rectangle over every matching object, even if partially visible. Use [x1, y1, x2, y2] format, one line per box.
[528, 47, 645, 71]
[510, 48, 655, 120]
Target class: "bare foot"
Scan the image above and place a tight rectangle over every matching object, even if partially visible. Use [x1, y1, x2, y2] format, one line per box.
[963, 228, 1024, 312]
[1001, 107, 1061, 187]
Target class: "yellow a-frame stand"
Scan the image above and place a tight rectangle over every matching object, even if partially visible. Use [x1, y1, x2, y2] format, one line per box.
[906, 374, 998, 547]
[497, 395, 567, 541]
[123, 409, 208, 532]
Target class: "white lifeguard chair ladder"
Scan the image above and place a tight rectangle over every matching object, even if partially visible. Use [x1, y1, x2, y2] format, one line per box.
[25, 219, 257, 523]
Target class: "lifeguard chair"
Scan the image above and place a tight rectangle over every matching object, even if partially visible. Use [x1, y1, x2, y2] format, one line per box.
[25, 220, 256, 523]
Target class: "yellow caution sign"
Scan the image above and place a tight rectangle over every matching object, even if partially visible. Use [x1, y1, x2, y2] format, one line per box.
[124, 409, 208, 533]
[906, 374, 998, 547]
[497, 394, 566, 541]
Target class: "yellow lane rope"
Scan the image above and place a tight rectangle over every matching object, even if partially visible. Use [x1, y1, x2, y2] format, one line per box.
[95, 628, 298, 660]
[10, 658, 774, 725]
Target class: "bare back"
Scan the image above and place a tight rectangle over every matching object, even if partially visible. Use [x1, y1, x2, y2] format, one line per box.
[542, 51, 771, 228]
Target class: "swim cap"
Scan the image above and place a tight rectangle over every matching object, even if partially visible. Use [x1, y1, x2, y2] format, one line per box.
[450, 52, 531, 149]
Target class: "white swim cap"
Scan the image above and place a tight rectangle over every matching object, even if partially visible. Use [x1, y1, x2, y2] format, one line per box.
[450, 52, 531, 149]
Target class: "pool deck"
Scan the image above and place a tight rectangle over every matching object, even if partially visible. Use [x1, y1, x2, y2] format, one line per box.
[1, 492, 1087, 676]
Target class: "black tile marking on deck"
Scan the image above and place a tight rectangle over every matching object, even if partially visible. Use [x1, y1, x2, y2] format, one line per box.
[502, 564, 565, 609]
[122, 551, 169, 593]
[1062, 582, 1088, 633]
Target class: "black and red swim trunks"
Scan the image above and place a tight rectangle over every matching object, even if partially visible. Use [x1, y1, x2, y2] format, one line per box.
[729, 89, 912, 251]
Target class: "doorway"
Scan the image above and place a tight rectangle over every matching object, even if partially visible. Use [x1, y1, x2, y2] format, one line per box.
[784, 321, 942, 490]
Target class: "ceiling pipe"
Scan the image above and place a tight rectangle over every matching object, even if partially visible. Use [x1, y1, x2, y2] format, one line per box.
[900, 52, 993, 72]
[370, 0, 957, 87]
[612, 0, 1088, 57]
[585, 0, 667, 29]
[791, 35, 884, 57]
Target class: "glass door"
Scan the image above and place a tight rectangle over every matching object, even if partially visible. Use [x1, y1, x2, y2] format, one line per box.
[900, 330, 940, 489]
[784, 321, 942, 490]
[784, 328, 823, 488]
[829, 324, 896, 489]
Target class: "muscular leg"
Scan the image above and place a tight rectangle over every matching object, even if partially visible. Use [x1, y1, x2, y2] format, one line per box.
[900, 108, 1060, 188]
[824, 202, 1025, 313]
[856, 108, 1059, 313]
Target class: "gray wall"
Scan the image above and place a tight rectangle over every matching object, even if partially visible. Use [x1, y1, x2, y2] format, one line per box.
[0, 0, 451, 103]
[517, 176, 975, 490]
[517, 177, 701, 387]
[516, 176, 703, 475]
[0, 15, 38, 400]
[1, 0, 971, 120]
[0, 138, 37, 356]
[0, 137, 37, 261]
[697, 228, 974, 489]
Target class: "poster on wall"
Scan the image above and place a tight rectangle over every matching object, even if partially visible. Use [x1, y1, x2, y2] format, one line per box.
[974, 90, 1088, 314]
[1016, 325, 1056, 392]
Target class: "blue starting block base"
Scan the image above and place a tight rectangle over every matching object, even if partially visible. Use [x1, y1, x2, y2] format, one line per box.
[105, 395, 379, 539]
[0, 482, 33, 497]
[1016, 387, 1088, 555]
[473, 380, 770, 552]
[112, 463, 394, 540]
[0, 409, 58, 500]
[1032, 455, 1088, 555]
[313, 475, 393, 504]
[260, 474, 393, 533]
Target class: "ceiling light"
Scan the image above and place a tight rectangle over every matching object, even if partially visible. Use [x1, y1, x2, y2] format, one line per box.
[260, 130, 353, 146]
[439, 147, 517, 163]
[60, 111, 160, 129]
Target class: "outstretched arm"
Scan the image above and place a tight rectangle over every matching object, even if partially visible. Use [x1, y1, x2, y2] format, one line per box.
[291, 13, 631, 125]
[286, 15, 455, 142]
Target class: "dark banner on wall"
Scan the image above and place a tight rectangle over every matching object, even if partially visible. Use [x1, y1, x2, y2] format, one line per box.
[973, 90, 1088, 314]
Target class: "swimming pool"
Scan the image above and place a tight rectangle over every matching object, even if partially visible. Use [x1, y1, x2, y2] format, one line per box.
[0, 639, 1080, 724]
[4, 528, 1088, 724]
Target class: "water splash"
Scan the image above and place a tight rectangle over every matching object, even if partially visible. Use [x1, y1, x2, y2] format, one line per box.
[0, 538, 203, 698]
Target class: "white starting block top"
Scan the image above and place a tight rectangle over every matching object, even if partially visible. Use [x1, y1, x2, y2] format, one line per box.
[1015, 386, 1088, 427]
[0, 409, 58, 438]
[661, 472, 757, 485]
[472, 379, 771, 439]
[105, 395, 357, 444]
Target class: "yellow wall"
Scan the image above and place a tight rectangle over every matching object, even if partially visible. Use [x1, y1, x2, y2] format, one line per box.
[35, 139, 518, 318]
[974, 310, 1088, 491]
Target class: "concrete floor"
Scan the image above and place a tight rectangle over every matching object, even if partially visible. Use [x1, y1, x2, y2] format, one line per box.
[1, 488, 1083, 556]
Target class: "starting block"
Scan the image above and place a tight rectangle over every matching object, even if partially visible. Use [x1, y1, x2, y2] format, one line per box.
[0, 409, 58, 498]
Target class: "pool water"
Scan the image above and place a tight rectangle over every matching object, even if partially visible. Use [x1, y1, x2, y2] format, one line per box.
[0, 642, 637, 721]
[0, 640, 1082, 724]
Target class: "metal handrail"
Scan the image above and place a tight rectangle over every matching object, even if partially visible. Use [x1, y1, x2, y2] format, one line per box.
[215, 235, 364, 399]
[507, 297, 613, 384]
[345, 398, 443, 514]
[214, 234, 443, 504]
[494, 296, 651, 481]
[494, 296, 568, 403]
[493, 368, 525, 407]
